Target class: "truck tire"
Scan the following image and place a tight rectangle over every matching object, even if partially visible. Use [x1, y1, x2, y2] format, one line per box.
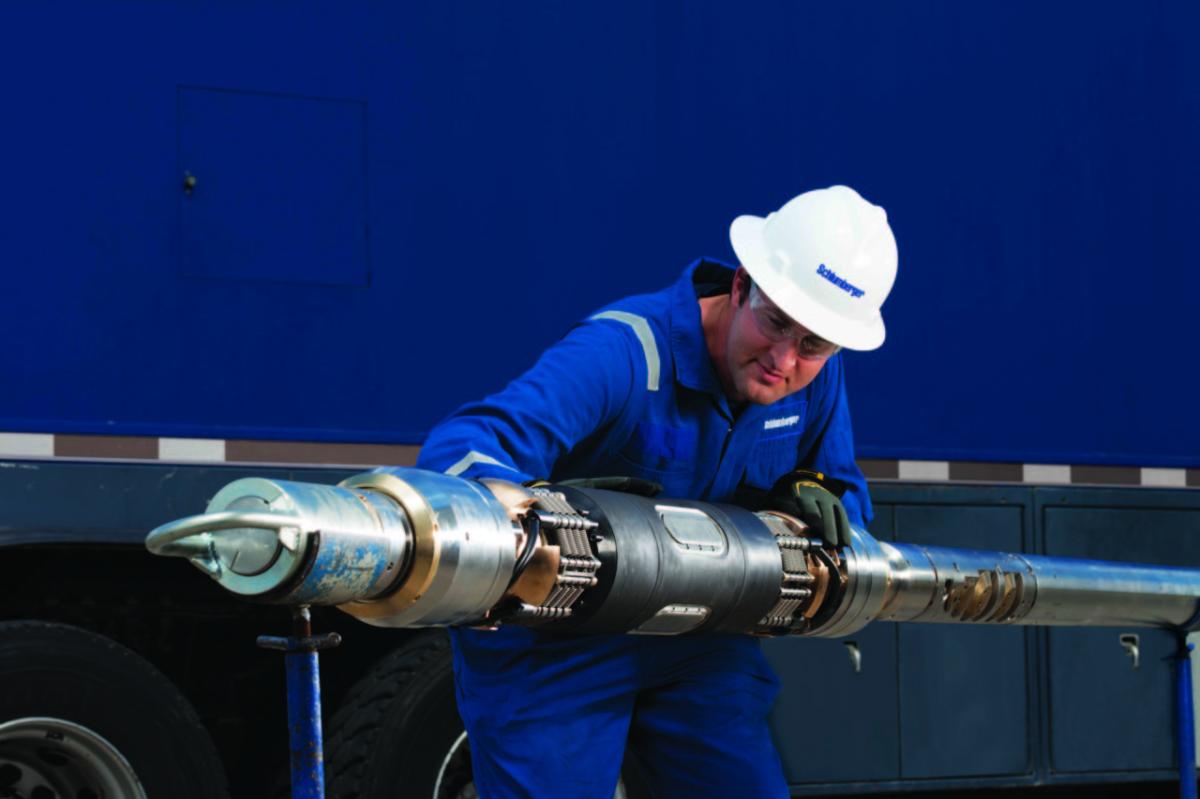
[326, 631, 633, 799]
[0, 620, 230, 799]
[327, 631, 469, 799]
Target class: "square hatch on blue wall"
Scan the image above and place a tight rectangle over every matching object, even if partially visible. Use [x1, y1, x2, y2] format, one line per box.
[178, 86, 369, 286]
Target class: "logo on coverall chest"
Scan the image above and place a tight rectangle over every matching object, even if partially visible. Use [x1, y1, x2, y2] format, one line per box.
[763, 415, 801, 431]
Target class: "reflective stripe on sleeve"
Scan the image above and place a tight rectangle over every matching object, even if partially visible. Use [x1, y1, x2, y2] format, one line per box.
[445, 451, 517, 477]
[589, 311, 661, 391]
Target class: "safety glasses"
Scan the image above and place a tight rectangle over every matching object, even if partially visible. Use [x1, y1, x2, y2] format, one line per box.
[747, 283, 841, 359]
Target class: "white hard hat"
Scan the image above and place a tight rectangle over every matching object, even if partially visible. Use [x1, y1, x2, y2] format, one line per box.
[729, 185, 898, 351]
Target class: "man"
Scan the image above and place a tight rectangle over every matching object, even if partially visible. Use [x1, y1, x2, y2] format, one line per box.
[416, 185, 898, 798]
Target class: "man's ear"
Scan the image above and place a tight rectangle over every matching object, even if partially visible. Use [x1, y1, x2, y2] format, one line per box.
[733, 266, 752, 306]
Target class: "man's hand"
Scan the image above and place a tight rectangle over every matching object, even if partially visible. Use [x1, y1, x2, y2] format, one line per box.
[764, 469, 852, 547]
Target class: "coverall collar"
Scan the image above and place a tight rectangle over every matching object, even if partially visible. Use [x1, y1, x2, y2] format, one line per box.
[668, 259, 776, 429]
[668, 259, 732, 398]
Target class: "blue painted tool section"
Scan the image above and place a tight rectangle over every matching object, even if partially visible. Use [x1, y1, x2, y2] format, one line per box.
[1, 1, 1197, 466]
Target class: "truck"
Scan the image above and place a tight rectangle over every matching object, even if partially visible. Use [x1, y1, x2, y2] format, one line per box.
[2, 2, 1197, 797]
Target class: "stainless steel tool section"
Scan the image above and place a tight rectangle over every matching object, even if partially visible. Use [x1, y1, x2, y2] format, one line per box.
[885, 543, 1200, 627]
[145, 468, 520, 626]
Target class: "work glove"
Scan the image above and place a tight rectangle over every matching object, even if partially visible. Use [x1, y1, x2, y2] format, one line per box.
[763, 469, 852, 548]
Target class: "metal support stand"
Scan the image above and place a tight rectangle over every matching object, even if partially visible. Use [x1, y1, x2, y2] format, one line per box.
[1177, 632, 1197, 799]
[258, 607, 342, 799]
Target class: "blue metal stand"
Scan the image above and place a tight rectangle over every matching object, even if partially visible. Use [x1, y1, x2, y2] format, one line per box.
[1177, 632, 1197, 799]
[258, 607, 342, 799]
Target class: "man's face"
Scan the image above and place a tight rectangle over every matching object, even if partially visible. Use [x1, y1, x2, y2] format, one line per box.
[723, 274, 839, 405]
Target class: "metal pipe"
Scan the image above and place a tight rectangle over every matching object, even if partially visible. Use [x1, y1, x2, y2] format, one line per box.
[285, 617, 324, 799]
[1178, 635, 1197, 799]
[145, 469, 1200, 639]
[257, 607, 342, 799]
[872, 541, 1200, 628]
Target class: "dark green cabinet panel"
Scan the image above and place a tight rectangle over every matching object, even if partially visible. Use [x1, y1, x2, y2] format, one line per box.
[765, 504, 900, 784]
[894, 503, 1032, 779]
[1040, 497, 1200, 775]
[765, 627, 901, 783]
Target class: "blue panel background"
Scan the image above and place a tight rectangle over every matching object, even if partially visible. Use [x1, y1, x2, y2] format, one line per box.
[0, 1, 1196, 464]
[179, 87, 369, 286]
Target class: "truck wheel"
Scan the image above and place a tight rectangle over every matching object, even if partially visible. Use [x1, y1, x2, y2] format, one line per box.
[326, 631, 633, 799]
[0, 620, 229, 799]
[327, 631, 468, 799]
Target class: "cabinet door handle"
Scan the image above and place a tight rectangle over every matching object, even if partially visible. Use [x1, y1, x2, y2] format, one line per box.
[844, 641, 862, 674]
[1119, 633, 1140, 670]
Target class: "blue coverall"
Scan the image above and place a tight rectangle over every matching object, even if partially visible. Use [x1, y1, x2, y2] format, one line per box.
[417, 259, 871, 798]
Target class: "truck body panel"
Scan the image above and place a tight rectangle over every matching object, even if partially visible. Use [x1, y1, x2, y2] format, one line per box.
[3, 1, 1197, 467]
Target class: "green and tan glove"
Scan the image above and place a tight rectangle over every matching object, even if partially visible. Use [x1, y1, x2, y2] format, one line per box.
[764, 469, 852, 547]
